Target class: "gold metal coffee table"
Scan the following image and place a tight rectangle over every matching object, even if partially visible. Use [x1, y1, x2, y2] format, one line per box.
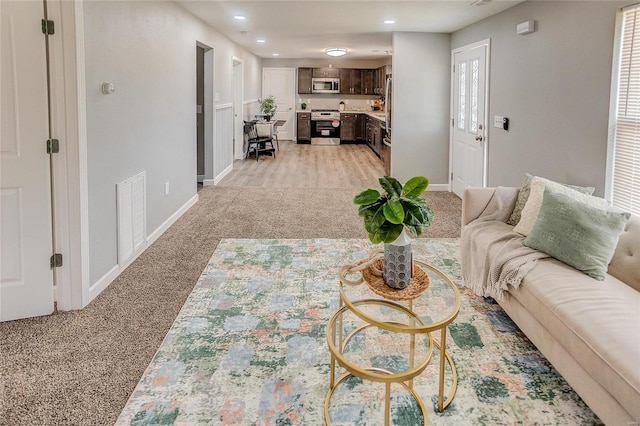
[324, 251, 461, 425]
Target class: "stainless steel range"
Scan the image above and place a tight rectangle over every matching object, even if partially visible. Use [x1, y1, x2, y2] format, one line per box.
[311, 109, 340, 145]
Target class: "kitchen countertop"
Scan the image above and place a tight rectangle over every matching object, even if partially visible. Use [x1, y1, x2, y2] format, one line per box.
[296, 109, 386, 122]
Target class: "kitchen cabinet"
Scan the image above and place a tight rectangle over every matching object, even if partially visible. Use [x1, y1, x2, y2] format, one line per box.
[340, 113, 355, 142]
[341, 113, 367, 143]
[340, 68, 362, 95]
[313, 67, 339, 78]
[364, 115, 383, 157]
[375, 65, 387, 96]
[297, 112, 311, 143]
[356, 114, 365, 141]
[361, 69, 375, 95]
[298, 68, 312, 94]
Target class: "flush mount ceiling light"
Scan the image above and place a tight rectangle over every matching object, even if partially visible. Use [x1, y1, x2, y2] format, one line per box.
[233, 15, 246, 20]
[383, 20, 395, 24]
[325, 48, 347, 57]
[257, 38, 266, 43]
[272, 53, 280, 56]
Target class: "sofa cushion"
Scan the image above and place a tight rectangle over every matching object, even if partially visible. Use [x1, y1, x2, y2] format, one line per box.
[507, 174, 535, 226]
[507, 174, 594, 226]
[608, 214, 640, 291]
[514, 176, 607, 236]
[509, 259, 640, 421]
[523, 188, 630, 280]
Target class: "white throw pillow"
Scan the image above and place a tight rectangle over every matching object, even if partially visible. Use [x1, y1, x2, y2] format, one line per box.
[513, 177, 609, 236]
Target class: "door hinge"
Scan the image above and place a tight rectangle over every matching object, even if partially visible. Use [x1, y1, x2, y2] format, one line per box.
[452, 64, 455, 73]
[451, 172, 453, 181]
[46, 139, 59, 154]
[451, 118, 454, 127]
[41, 19, 55, 35]
[50, 253, 63, 269]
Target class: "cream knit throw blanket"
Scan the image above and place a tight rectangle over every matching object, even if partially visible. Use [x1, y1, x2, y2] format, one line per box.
[461, 187, 549, 301]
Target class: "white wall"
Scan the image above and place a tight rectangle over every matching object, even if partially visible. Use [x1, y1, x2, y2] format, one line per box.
[451, 0, 629, 195]
[83, 1, 261, 286]
[391, 32, 451, 186]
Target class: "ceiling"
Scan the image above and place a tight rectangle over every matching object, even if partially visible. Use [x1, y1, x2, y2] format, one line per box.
[176, 1, 525, 60]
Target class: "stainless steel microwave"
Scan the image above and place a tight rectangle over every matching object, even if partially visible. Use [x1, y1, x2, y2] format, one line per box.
[312, 78, 340, 94]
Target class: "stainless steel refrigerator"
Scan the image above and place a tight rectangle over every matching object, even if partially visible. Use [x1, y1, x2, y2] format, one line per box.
[382, 75, 392, 175]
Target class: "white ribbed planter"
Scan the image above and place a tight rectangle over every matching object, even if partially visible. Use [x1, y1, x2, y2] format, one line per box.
[383, 229, 412, 289]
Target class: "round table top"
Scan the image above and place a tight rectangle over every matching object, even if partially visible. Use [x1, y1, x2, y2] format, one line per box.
[338, 256, 461, 334]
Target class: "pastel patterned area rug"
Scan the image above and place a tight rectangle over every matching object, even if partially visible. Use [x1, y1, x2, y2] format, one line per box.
[116, 239, 600, 425]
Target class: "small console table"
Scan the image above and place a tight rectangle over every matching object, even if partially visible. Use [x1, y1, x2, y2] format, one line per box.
[324, 250, 460, 425]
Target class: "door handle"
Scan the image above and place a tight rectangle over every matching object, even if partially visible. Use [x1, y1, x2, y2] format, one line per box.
[475, 123, 484, 142]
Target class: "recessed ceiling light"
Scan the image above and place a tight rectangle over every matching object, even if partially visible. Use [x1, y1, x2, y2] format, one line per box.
[384, 20, 395, 24]
[257, 39, 266, 43]
[233, 15, 246, 20]
[325, 48, 347, 57]
[272, 53, 280, 56]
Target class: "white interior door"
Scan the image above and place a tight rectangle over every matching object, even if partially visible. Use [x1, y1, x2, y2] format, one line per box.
[1, 0, 55, 321]
[262, 67, 295, 140]
[451, 42, 489, 198]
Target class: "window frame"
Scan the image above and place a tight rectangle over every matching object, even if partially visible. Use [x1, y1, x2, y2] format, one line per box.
[606, 4, 640, 216]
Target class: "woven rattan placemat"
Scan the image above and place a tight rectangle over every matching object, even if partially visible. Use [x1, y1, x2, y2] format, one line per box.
[361, 259, 430, 301]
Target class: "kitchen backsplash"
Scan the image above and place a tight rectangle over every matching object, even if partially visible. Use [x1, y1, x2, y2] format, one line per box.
[297, 95, 380, 111]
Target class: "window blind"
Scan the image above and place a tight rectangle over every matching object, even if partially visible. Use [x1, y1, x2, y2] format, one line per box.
[612, 6, 640, 216]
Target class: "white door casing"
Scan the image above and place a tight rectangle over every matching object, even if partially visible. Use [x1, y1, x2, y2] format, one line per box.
[233, 57, 244, 160]
[262, 68, 295, 140]
[450, 40, 490, 198]
[1, 0, 55, 321]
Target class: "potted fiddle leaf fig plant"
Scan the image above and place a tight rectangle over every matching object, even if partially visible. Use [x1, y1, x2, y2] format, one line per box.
[354, 176, 434, 289]
[259, 95, 277, 121]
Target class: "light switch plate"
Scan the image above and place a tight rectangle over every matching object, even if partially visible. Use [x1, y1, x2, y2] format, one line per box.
[494, 116, 504, 128]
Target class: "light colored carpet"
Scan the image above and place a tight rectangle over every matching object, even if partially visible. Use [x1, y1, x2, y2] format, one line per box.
[116, 239, 600, 425]
[0, 186, 461, 426]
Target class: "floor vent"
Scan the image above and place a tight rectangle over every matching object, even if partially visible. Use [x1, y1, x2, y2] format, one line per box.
[116, 171, 146, 266]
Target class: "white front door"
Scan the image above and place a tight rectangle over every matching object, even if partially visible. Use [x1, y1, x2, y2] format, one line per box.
[451, 41, 489, 198]
[1, 0, 55, 321]
[262, 67, 295, 140]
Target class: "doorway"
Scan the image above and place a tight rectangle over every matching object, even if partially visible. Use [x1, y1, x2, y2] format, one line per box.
[233, 57, 244, 160]
[1, 0, 55, 321]
[196, 46, 205, 183]
[450, 39, 490, 198]
[196, 42, 214, 185]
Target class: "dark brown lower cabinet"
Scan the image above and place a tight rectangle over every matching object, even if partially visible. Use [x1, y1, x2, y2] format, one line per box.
[297, 112, 311, 143]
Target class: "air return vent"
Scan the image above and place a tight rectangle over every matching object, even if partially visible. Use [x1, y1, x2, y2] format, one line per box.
[116, 171, 146, 265]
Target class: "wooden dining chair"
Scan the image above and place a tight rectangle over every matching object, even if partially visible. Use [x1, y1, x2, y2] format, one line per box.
[243, 120, 276, 161]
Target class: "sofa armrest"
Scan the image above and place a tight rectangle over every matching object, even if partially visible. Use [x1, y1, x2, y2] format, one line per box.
[462, 187, 497, 227]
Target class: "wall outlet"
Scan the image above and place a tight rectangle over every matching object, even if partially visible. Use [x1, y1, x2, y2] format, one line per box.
[494, 116, 504, 128]
[164, 181, 170, 196]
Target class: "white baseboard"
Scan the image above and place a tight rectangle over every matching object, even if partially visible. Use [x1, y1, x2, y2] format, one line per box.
[88, 264, 119, 303]
[147, 193, 199, 245]
[203, 179, 215, 186]
[427, 184, 450, 192]
[87, 193, 199, 305]
[213, 164, 233, 185]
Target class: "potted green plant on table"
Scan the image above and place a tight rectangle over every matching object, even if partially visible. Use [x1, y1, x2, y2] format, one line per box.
[259, 95, 277, 121]
[354, 176, 434, 289]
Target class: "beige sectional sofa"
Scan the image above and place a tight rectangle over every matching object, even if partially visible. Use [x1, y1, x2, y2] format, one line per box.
[462, 187, 640, 425]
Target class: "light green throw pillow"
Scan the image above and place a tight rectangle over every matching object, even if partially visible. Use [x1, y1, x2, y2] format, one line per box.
[506, 173, 595, 226]
[514, 177, 606, 236]
[524, 188, 630, 280]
